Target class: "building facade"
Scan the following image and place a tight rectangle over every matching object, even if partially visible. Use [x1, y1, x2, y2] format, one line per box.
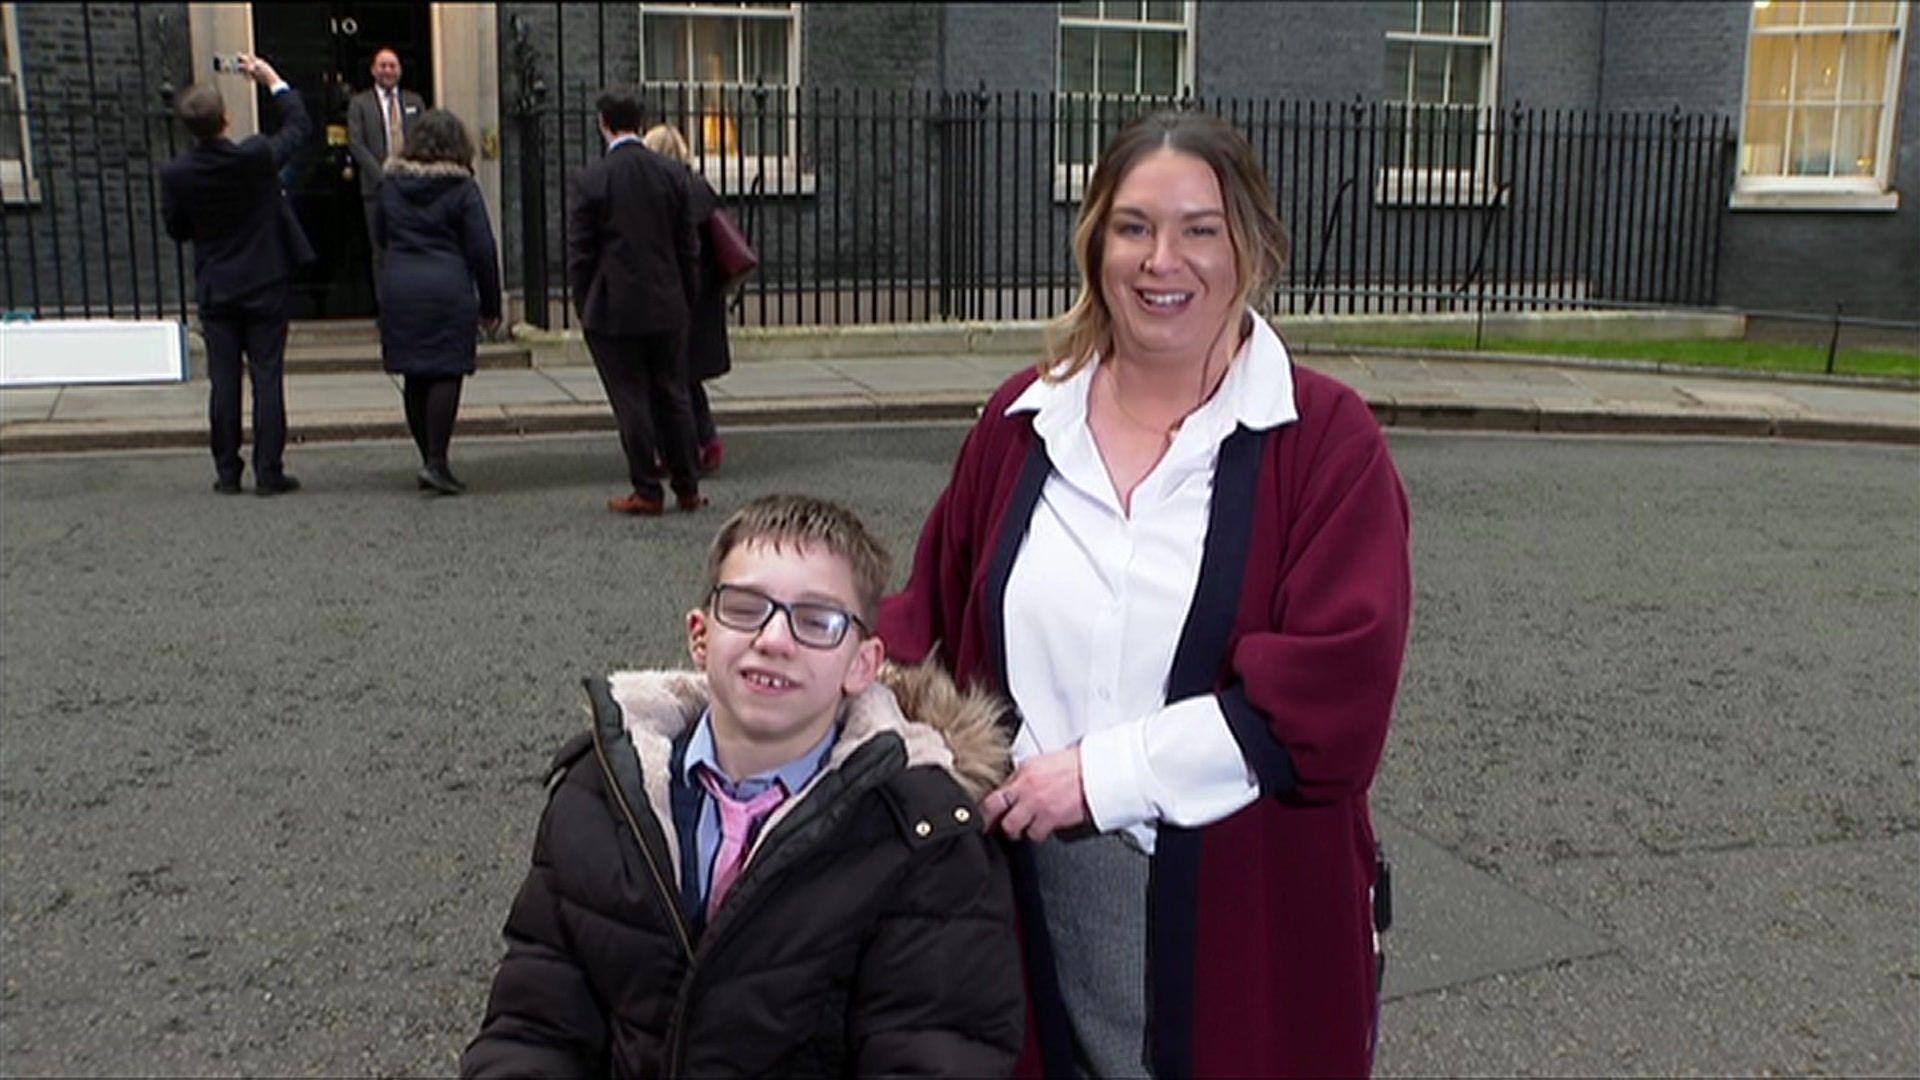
[2, 1, 1913, 324]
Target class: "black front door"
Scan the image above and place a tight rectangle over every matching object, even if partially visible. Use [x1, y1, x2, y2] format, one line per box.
[251, 3, 434, 319]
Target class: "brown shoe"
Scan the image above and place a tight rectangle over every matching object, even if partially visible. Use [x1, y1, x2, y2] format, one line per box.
[608, 491, 665, 515]
[676, 492, 711, 512]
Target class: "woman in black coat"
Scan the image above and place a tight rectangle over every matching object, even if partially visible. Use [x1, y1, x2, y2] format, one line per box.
[643, 125, 731, 475]
[375, 109, 502, 494]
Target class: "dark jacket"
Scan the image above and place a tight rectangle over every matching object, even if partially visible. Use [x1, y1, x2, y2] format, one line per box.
[160, 87, 316, 312]
[566, 141, 701, 338]
[682, 170, 733, 382]
[375, 159, 502, 377]
[346, 85, 425, 196]
[462, 662, 1024, 1079]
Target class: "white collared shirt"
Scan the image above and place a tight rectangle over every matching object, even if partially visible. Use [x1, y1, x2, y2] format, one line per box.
[1003, 312, 1298, 853]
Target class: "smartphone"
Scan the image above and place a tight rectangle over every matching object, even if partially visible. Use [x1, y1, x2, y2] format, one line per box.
[211, 54, 247, 74]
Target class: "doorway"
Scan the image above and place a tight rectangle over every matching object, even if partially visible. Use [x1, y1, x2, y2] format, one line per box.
[250, 3, 434, 319]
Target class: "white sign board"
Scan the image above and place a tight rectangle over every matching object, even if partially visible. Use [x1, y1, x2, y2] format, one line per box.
[0, 320, 189, 387]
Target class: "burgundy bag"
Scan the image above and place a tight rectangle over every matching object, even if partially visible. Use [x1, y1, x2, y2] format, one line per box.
[705, 208, 759, 289]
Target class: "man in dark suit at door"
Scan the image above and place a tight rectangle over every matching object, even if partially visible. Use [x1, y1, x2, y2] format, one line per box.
[161, 54, 314, 496]
[568, 87, 707, 515]
[347, 46, 423, 298]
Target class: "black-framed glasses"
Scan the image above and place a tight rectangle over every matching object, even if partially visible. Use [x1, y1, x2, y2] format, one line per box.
[707, 584, 870, 650]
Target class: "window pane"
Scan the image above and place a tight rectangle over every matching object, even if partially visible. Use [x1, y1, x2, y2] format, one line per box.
[745, 17, 788, 84]
[1146, 1, 1184, 23]
[1384, 40, 1412, 99]
[0, 77, 19, 161]
[1853, 1, 1899, 26]
[1746, 34, 1794, 105]
[1460, 0, 1490, 35]
[1099, 29, 1138, 94]
[644, 15, 688, 81]
[1387, 1, 1418, 33]
[1420, 0, 1454, 33]
[1140, 31, 1178, 95]
[1062, 28, 1096, 93]
[1752, 0, 1801, 29]
[1061, 1, 1099, 17]
[1449, 45, 1484, 105]
[689, 15, 740, 82]
[1832, 104, 1880, 174]
[1787, 104, 1835, 175]
[1801, 0, 1847, 26]
[1105, 1, 1146, 20]
[1412, 42, 1448, 103]
[1794, 33, 1842, 102]
[1740, 105, 1788, 175]
[1839, 31, 1892, 101]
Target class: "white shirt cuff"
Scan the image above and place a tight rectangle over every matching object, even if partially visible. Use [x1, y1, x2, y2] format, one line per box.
[269, 81, 291, 95]
[1081, 695, 1261, 834]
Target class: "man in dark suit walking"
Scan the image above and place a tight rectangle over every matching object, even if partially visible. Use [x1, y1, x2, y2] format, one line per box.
[567, 87, 707, 515]
[347, 47, 423, 297]
[161, 54, 314, 496]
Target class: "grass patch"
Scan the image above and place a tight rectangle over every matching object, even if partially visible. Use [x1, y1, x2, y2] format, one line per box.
[1311, 333, 1920, 380]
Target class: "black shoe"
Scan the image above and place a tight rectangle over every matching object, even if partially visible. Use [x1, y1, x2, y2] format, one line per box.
[417, 466, 462, 495]
[255, 474, 302, 497]
[213, 478, 243, 495]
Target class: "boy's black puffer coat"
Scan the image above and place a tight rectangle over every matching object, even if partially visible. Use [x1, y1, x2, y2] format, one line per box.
[462, 663, 1024, 1078]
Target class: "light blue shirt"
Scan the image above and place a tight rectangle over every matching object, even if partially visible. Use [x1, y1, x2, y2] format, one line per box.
[676, 709, 839, 907]
[606, 132, 644, 153]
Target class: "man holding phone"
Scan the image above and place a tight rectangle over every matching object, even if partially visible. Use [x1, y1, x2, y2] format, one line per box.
[160, 54, 314, 496]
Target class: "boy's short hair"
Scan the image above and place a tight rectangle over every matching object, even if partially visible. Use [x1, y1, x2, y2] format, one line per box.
[704, 495, 892, 622]
[176, 83, 226, 142]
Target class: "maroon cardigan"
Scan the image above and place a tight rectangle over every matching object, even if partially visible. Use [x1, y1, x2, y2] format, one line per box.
[879, 362, 1413, 1078]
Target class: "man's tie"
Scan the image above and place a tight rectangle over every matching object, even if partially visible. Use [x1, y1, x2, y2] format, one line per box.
[697, 767, 788, 921]
[385, 90, 404, 159]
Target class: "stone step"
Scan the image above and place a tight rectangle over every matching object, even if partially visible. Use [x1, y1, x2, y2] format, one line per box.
[282, 341, 532, 373]
[287, 319, 380, 348]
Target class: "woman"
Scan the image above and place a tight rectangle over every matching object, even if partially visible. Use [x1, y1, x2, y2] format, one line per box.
[375, 108, 501, 494]
[879, 111, 1413, 1077]
[642, 123, 731, 475]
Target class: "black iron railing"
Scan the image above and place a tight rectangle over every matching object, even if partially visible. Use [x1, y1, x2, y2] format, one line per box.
[505, 86, 1739, 329]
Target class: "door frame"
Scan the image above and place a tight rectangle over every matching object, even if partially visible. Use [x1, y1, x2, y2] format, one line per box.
[187, 2, 504, 313]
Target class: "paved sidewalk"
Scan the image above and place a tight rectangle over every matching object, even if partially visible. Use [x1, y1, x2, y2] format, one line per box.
[2, 349, 1916, 453]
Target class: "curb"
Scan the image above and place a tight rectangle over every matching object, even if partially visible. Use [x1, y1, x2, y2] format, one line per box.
[4, 394, 1915, 454]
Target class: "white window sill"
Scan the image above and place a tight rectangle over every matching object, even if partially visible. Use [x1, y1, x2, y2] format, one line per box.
[1374, 171, 1505, 208]
[1, 168, 38, 206]
[1729, 186, 1899, 212]
[694, 159, 815, 198]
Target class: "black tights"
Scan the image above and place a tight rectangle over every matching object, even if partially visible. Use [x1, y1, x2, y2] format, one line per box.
[402, 374, 464, 470]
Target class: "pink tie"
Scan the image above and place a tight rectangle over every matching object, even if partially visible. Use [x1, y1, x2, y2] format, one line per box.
[698, 768, 788, 920]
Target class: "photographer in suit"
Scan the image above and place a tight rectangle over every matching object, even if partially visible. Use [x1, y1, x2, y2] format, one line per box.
[161, 53, 314, 497]
[347, 47, 423, 297]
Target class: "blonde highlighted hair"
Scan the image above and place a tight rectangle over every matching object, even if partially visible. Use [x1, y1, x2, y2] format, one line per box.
[643, 123, 692, 165]
[1043, 110, 1290, 381]
[703, 494, 894, 621]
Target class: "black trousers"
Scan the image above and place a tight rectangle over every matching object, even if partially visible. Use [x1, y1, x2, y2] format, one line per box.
[401, 374, 464, 470]
[585, 328, 700, 500]
[201, 283, 290, 484]
[363, 197, 386, 300]
[656, 378, 719, 448]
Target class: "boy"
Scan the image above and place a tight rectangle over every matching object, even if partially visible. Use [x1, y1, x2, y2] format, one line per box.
[463, 495, 1022, 1077]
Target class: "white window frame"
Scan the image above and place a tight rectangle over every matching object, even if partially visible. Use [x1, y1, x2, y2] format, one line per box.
[1, 3, 38, 205]
[1732, 0, 1907, 212]
[637, 2, 810, 196]
[1053, 1, 1196, 202]
[1377, 0, 1503, 208]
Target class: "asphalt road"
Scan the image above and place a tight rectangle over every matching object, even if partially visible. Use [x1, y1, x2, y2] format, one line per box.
[2, 426, 1915, 1076]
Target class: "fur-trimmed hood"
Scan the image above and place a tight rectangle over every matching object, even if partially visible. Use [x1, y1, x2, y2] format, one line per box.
[596, 659, 1009, 886]
[604, 658, 1009, 800]
[383, 157, 473, 179]
[382, 157, 475, 206]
